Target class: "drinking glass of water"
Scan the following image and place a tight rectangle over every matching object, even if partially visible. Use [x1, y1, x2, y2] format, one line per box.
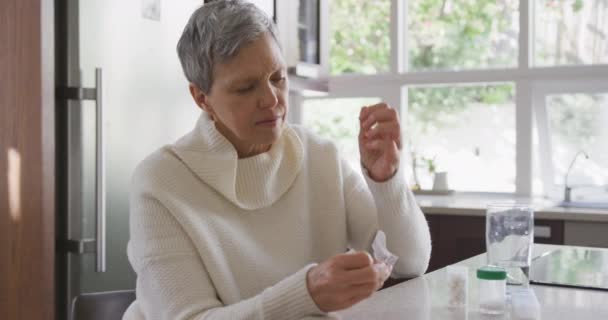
[486, 204, 534, 286]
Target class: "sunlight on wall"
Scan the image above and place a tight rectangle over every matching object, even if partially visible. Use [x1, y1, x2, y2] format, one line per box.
[8, 148, 21, 222]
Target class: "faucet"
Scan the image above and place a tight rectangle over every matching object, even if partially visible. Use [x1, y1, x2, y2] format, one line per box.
[564, 151, 589, 202]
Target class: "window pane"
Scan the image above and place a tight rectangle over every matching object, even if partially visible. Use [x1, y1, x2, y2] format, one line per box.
[408, 0, 519, 71]
[330, 0, 390, 75]
[407, 84, 516, 192]
[535, 0, 608, 66]
[543, 93, 608, 201]
[301, 97, 382, 169]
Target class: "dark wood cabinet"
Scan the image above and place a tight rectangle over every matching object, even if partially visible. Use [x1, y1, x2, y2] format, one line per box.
[425, 214, 564, 273]
[428, 215, 486, 272]
[534, 219, 564, 245]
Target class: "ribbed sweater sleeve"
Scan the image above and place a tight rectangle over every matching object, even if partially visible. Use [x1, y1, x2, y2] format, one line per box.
[342, 161, 431, 278]
[127, 193, 324, 320]
[363, 170, 432, 277]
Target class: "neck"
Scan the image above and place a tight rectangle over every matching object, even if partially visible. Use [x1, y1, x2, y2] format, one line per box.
[236, 144, 272, 158]
[213, 121, 271, 159]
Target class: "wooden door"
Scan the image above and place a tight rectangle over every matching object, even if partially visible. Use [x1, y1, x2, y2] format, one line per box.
[0, 0, 55, 319]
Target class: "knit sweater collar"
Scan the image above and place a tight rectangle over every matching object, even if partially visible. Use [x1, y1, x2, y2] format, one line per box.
[172, 113, 304, 211]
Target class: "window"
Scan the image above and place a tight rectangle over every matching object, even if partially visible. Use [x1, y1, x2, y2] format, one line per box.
[301, 97, 382, 170]
[535, 0, 608, 66]
[534, 90, 608, 200]
[408, 84, 516, 191]
[293, 0, 608, 198]
[329, 0, 391, 75]
[408, 0, 519, 70]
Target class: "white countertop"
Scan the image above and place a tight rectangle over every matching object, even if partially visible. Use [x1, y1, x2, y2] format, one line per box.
[414, 192, 608, 222]
[334, 244, 608, 320]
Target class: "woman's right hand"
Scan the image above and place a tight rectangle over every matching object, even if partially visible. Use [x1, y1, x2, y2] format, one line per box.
[306, 251, 391, 312]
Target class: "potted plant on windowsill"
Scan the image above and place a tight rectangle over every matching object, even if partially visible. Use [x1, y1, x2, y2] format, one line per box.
[411, 153, 452, 195]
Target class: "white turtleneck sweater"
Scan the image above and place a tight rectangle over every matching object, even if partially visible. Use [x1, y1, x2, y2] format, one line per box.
[123, 114, 431, 320]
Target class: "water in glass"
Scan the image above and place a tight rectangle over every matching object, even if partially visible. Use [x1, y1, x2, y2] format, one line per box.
[486, 205, 534, 286]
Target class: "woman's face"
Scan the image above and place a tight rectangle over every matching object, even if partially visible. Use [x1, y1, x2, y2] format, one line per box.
[192, 33, 288, 157]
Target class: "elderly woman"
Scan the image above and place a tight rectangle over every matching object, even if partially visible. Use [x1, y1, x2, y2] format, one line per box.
[123, 1, 431, 319]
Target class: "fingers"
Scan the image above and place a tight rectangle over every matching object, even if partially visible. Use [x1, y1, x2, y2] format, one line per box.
[359, 103, 401, 150]
[334, 251, 373, 270]
[363, 138, 400, 154]
[342, 262, 390, 286]
[306, 253, 390, 312]
[330, 252, 389, 287]
[360, 103, 398, 130]
[374, 262, 392, 285]
[359, 102, 392, 122]
[333, 264, 388, 310]
[363, 121, 399, 139]
[339, 266, 379, 286]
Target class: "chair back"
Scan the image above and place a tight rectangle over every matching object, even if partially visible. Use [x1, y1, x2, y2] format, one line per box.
[71, 289, 135, 320]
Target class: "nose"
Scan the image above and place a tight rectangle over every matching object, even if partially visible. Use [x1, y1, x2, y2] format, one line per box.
[258, 82, 278, 109]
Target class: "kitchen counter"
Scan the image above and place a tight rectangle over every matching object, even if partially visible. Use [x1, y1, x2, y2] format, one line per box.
[415, 192, 608, 222]
[336, 244, 608, 320]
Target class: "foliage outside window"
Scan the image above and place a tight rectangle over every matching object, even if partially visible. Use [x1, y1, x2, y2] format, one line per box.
[408, 0, 519, 71]
[405, 0, 518, 120]
[535, 0, 608, 66]
[330, 0, 391, 74]
[302, 98, 382, 171]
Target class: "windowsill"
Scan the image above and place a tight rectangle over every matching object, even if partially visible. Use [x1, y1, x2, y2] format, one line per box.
[413, 191, 608, 222]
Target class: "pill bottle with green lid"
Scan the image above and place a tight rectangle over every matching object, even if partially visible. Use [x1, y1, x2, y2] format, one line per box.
[477, 266, 507, 314]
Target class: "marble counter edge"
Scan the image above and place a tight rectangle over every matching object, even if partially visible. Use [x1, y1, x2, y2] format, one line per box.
[415, 194, 608, 222]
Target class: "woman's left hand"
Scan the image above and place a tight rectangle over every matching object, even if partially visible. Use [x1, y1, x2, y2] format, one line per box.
[359, 103, 401, 182]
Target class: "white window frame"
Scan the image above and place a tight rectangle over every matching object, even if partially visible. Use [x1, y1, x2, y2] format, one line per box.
[294, 0, 608, 196]
[533, 79, 608, 199]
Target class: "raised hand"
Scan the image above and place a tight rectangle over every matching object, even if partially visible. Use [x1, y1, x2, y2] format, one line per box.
[306, 251, 391, 312]
[358, 103, 402, 182]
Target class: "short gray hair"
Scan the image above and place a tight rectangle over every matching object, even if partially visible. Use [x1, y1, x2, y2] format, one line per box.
[177, 0, 280, 93]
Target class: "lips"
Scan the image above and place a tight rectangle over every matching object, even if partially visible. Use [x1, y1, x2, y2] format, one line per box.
[256, 115, 283, 125]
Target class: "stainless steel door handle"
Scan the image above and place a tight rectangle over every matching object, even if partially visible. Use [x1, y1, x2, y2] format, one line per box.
[57, 68, 106, 272]
[94, 68, 106, 273]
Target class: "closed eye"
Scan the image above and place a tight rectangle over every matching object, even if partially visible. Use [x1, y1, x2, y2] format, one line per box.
[235, 84, 255, 93]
